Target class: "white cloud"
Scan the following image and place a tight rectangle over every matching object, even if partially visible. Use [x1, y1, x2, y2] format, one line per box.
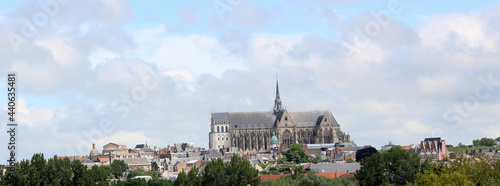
[88, 48, 120, 69]
[145, 34, 247, 77]
[15, 98, 68, 128]
[404, 120, 432, 135]
[2, 1, 500, 161]
[365, 101, 408, 115]
[418, 75, 460, 97]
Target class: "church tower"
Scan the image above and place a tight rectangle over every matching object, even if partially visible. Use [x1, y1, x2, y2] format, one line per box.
[273, 79, 284, 113]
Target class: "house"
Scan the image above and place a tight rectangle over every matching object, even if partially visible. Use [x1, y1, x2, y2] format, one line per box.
[103, 142, 128, 154]
[158, 147, 170, 154]
[114, 151, 139, 159]
[173, 161, 186, 173]
[417, 137, 448, 161]
[122, 157, 152, 170]
[130, 144, 155, 158]
[186, 159, 202, 173]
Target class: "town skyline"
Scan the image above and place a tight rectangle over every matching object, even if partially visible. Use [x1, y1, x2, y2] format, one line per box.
[2, 0, 500, 162]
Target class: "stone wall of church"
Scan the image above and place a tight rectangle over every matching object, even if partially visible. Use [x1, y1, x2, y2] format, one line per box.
[230, 125, 347, 154]
[209, 120, 231, 150]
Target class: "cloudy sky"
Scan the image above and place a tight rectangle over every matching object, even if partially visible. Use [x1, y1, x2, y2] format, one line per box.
[1, 0, 500, 161]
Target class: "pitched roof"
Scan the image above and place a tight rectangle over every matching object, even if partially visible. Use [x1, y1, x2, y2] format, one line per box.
[288, 110, 339, 127]
[213, 109, 339, 129]
[122, 157, 151, 166]
[309, 163, 360, 173]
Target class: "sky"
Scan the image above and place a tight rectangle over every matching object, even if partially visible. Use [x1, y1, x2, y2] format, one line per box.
[1, 0, 500, 162]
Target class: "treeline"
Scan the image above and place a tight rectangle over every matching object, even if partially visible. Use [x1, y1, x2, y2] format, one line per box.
[0, 153, 129, 185]
[0, 153, 260, 186]
[355, 146, 500, 185]
[447, 137, 500, 154]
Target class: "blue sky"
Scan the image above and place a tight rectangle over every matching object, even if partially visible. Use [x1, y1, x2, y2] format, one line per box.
[1, 0, 500, 162]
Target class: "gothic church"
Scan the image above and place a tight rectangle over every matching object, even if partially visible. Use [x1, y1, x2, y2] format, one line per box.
[209, 81, 350, 154]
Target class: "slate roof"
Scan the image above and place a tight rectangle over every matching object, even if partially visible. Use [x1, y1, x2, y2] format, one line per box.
[309, 162, 360, 174]
[122, 157, 151, 166]
[213, 110, 339, 129]
[229, 111, 276, 129]
[203, 149, 223, 160]
[288, 110, 338, 127]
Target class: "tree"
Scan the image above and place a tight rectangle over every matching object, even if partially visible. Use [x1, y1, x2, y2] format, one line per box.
[283, 144, 308, 164]
[473, 137, 496, 146]
[355, 152, 385, 186]
[174, 171, 189, 186]
[111, 160, 129, 178]
[346, 158, 355, 163]
[473, 139, 480, 146]
[355, 146, 377, 162]
[310, 152, 323, 164]
[416, 171, 472, 186]
[187, 166, 203, 186]
[71, 158, 93, 185]
[356, 146, 421, 186]
[202, 154, 260, 186]
[480, 137, 496, 146]
[127, 167, 157, 179]
[496, 137, 500, 144]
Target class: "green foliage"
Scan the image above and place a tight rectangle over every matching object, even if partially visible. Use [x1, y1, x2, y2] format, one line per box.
[283, 144, 308, 164]
[496, 137, 500, 144]
[355, 146, 377, 162]
[187, 166, 203, 186]
[346, 158, 355, 163]
[356, 146, 422, 186]
[416, 155, 500, 185]
[147, 179, 174, 186]
[310, 152, 323, 164]
[473, 137, 497, 146]
[355, 152, 385, 186]
[127, 167, 159, 179]
[416, 171, 472, 186]
[174, 171, 189, 186]
[172, 166, 202, 186]
[202, 154, 260, 186]
[257, 163, 269, 169]
[111, 160, 129, 178]
[261, 172, 358, 186]
[447, 144, 500, 154]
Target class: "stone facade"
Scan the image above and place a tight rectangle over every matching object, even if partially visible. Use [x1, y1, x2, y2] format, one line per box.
[209, 80, 350, 154]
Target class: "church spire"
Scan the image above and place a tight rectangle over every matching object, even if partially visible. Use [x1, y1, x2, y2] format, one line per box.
[274, 78, 284, 113]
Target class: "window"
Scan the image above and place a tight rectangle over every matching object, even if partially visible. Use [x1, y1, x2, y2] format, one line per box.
[226, 137, 228, 140]
[217, 126, 220, 133]
[221, 126, 224, 132]
[226, 126, 228, 132]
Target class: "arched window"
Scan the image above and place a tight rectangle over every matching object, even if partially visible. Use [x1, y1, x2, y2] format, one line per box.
[221, 126, 224, 132]
[225, 126, 228, 132]
[217, 126, 220, 133]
